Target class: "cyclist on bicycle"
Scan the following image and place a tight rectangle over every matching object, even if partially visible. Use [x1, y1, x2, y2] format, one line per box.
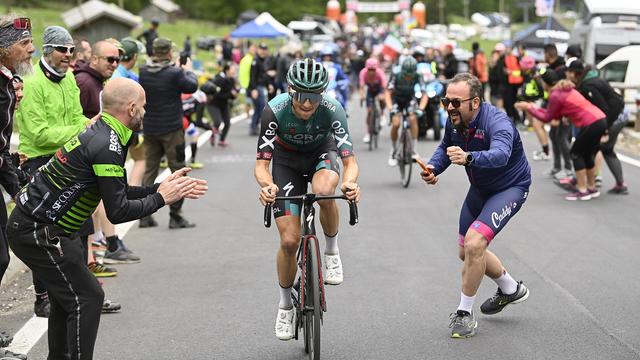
[359, 57, 387, 144]
[385, 56, 428, 166]
[255, 58, 361, 341]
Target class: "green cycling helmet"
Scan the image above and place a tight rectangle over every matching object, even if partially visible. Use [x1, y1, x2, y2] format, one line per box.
[401, 56, 418, 75]
[287, 58, 329, 93]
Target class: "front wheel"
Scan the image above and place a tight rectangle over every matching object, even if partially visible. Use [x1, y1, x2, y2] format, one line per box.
[303, 236, 322, 359]
[398, 128, 413, 188]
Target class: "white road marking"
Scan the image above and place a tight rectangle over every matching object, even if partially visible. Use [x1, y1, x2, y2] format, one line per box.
[6, 113, 249, 356]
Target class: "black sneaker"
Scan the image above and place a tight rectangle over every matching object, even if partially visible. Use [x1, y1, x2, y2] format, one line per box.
[102, 299, 121, 314]
[139, 216, 158, 228]
[0, 331, 13, 347]
[449, 310, 477, 338]
[169, 215, 196, 229]
[34, 298, 50, 318]
[0, 348, 28, 360]
[480, 281, 530, 315]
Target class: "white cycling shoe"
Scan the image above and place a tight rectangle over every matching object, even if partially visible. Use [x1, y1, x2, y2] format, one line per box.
[275, 307, 295, 340]
[387, 149, 398, 167]
[363, 134, 371, 143]
[324, 254, 344, 285]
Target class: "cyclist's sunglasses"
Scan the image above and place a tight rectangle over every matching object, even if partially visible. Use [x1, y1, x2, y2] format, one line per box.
[10, 18, 31, 31]
[99, 56, 121, 64]
[44, 44, 75, 55]
[289, 88, 323, 104]
[441, 97, 475, 108]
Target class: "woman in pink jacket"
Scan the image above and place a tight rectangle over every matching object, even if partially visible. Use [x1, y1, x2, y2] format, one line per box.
[516, 70, 607, 201]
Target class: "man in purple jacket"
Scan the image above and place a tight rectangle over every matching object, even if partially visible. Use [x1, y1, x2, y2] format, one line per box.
[420, 73, 531, 339]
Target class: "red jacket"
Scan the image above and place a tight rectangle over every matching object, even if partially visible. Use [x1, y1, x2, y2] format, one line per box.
[529, 87, 605, 128]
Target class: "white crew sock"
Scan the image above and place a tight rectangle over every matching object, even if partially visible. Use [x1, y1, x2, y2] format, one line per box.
[494, 270, 518, 295]
[413, 138, 418, 152]
[457, 292, 475, 313]
[324, 233, 339, 255]
[279, 286, 293, 309]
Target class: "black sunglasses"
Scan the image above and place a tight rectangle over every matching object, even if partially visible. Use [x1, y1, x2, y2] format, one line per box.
[46, 45, 75, 55]
[99, 56, 121, 64]
[289, 89, 323, 104]
[441, 97, 475, 108]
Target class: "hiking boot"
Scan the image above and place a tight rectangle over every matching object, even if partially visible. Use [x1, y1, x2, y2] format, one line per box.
[480, 281, 530, 315]
[138, 216, 158, 228]
[0, 348, 27, 360]
[34, 298, 50, 318]
[274, 307, 295, 341]
[104, 247, 141, 264]
[102, 299, 121, 314]
[449, 310, 477, 338]
[88, 262, 118, 278]
[169, 215, 196, 229]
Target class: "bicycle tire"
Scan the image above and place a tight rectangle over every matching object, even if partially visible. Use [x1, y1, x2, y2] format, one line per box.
[303, 236, 322, 359]
[367, 110, 374, 152]
[399, 129, 413, 187]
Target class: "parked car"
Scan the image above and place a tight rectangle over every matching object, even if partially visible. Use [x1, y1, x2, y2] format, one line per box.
[196, 36, 222, 51]
[597, 45, 640, 122]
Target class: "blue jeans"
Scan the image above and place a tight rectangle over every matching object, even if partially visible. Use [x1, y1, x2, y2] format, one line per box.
[251, 86, 267, 131]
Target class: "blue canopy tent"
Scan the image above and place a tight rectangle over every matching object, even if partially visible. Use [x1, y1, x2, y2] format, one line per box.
[231, 12, 292, 39]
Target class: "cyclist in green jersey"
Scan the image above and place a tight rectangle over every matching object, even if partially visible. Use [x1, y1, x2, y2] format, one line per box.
[385, 56, 428, 166]
[255, 58, 361, 340]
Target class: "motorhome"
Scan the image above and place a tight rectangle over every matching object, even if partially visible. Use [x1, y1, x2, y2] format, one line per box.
[570, 0, 640, 64]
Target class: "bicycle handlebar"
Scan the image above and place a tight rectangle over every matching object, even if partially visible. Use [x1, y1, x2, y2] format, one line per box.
[263, 194, 359, 228]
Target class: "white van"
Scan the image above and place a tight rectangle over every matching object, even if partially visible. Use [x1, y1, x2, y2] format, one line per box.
[597, 45, 640, 117]
[570, 0, 640, 64]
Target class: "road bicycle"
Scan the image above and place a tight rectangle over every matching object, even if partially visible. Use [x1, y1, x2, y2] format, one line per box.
[365, 97, 382, 151]
[264, 193, 358, 360]
[396, 104, 416, 188]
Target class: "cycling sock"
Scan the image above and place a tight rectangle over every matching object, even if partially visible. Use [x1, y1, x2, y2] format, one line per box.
[457, 292, 475, 313]
[324, 233, 339, 255]
[106, 235, 119, 253]
[190, 143, 198, 162]
[494, 270, 518, 295]
[542, 144, 550, 155]
[279, 286, 293, 309]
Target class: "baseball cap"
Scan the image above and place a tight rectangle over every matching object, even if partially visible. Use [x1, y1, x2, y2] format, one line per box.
[120, 39, 140, 61]
[566, 58, 585, 72]
[152, 37, 172, 55]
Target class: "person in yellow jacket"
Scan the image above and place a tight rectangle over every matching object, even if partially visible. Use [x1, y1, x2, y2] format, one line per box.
[238, 43, 256, 119]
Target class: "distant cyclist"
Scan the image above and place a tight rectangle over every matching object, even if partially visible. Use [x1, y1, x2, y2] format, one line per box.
[358, 57, 387, 143]
[420, 73, 531, 338]
[255, 58, 361, 341]
[385, 56, 427, 166]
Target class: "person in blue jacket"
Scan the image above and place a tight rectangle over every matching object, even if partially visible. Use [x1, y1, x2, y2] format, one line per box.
[420, 73, 532, 339]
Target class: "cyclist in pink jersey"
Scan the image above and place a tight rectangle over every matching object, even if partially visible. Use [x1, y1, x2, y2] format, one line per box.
[359, 57, 387, 143]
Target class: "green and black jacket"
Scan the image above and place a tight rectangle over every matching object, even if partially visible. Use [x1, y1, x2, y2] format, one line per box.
[15, 112, 164, 233]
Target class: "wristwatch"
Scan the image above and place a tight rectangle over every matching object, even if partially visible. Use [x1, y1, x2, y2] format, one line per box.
[465, 152, 474, 166]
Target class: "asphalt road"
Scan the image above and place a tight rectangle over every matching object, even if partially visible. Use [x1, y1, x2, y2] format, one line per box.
[2, 102, 639, 360]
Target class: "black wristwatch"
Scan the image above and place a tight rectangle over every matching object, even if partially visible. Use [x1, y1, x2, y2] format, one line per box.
[465, 152, 474, 166]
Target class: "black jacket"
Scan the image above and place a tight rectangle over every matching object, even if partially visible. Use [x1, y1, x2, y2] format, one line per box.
[139, 60, 198, 135]
[442, 53, 458, 79]
[203, 72, 237, 108]
[578, 69, 624, 126]
[248, 55, 269, 91]
[15, 114, 164, 233]
[0, 67, 21, 197]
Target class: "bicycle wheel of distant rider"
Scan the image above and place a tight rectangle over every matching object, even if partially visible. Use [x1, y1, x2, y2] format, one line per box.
[303, 236, 322, 359]
[399, 129, 412, 188]
[367, 110, 374, 151]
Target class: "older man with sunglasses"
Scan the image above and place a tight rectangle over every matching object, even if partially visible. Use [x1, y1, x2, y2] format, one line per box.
[420, 73, 531, 339]
[0, 14, 34, 360]
[15, 25, 99, 319]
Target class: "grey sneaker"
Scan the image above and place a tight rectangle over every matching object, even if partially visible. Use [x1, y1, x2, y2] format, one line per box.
[104, 246, 141, 264]
[449, 310, 477, 338]
[480, 281, 530, 315]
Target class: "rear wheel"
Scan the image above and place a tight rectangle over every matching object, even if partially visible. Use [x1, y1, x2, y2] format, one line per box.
[303, 236, 322, 359]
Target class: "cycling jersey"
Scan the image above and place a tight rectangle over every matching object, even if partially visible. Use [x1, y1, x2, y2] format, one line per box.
[428, 102, 531, 196]
[387, 69, 425, 103]
[359, 68, 387, 95]
[16, 113, 165, 233]
[256, 93, 354, 160]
